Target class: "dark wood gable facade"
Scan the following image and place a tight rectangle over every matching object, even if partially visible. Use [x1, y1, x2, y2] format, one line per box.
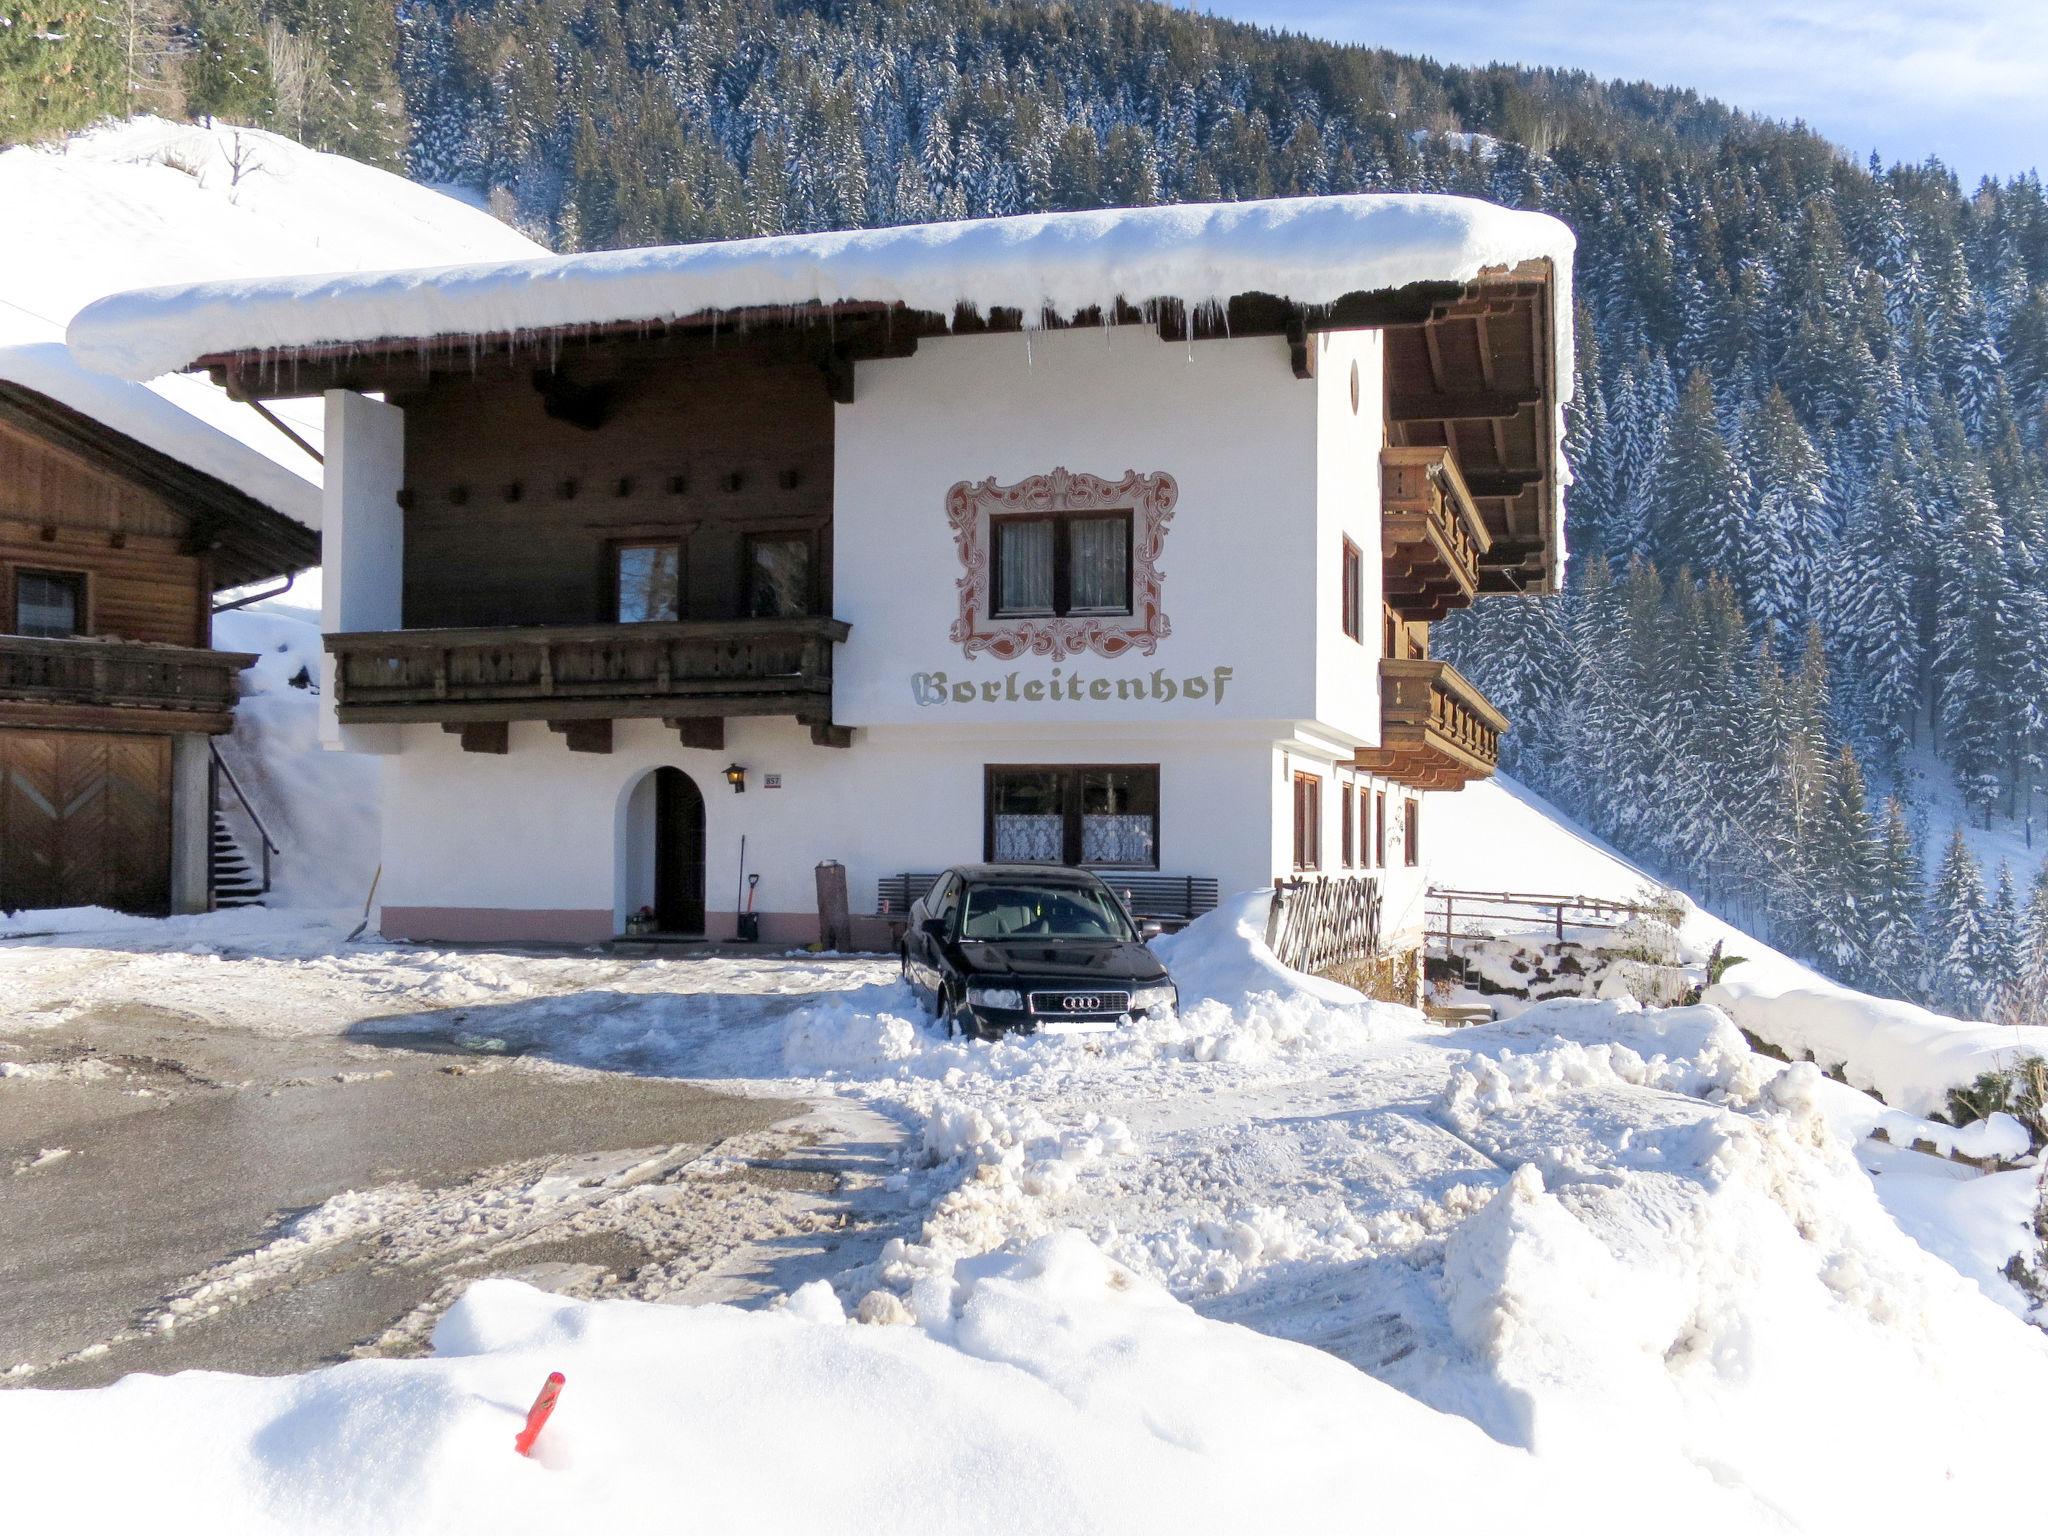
[0, 381, 317, 916]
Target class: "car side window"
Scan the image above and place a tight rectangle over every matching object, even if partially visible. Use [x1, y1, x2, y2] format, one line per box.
[933, 876, 962, 935]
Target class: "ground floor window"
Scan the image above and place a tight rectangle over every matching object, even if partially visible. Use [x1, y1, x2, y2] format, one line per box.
[1373, 790, 1387, 869]
[1403, 797, 1420, 867]
[985, 764, 1159, 868]
[1341, 784, 1356, 867]
[1292, 772, 1321, 871]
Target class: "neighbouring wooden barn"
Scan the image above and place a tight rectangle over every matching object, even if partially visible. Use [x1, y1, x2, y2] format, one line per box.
[0, 352, 318, 915]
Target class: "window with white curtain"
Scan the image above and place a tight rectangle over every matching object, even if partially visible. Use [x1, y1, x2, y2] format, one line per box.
[990, 511, 1131, 618]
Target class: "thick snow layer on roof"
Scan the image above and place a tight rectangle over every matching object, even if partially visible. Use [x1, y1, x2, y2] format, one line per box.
[67, 194, 1574, 392]
[0, 342, 319, 527]
[1, 115, 544, 508]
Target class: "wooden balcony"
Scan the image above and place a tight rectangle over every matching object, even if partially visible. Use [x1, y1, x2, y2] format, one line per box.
[1380, 446, 1492, 622]
[1353, 657, 1507, 790]
[0, 634, 254, 734]
[324, 616, 853, 745]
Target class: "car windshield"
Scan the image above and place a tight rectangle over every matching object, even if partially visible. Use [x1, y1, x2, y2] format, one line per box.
[958, 882, 1134, 942]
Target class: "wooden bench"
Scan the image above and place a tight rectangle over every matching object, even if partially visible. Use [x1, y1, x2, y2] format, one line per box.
[876, 872, 1219, 929]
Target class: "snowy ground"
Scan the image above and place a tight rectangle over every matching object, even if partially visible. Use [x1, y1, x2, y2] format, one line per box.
[2, 897, 2044, 1532]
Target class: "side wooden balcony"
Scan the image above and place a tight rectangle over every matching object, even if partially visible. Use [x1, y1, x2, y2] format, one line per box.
[1381, 445, 1492, 622]
[324, 616, 854, 748]
[1352, 657, 1507, 790]
[0, 634, 254, 734]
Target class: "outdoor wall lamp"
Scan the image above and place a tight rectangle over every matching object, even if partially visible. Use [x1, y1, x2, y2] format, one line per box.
[724, 763, 747, 793]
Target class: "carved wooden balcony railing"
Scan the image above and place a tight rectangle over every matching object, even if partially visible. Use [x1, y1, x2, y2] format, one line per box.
[324, 616, 853, 742]
[1352, 657, 1508, 790]
[1381, 445, 1492, 622]
[0, 634, 254, 733]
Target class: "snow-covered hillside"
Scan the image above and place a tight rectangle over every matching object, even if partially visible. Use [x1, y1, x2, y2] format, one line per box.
[1, 116, 545, 483]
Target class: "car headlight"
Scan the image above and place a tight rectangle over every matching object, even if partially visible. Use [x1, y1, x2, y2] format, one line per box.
[965, 985, 1026, 1011]
[1128, 983, 1177, 1015]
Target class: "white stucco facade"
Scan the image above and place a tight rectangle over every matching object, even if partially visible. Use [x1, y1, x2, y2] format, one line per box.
[325, 322, 1440, 950]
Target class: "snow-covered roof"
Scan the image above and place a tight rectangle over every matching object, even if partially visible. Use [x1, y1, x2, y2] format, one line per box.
[0, 341, 319, 529]
[66, 195, 1574, 402]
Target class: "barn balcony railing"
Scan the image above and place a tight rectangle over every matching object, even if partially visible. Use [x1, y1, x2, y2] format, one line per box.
[1352, 657, 1507, 791]
[0, 634, 254, 730]
[1380, 445, 1492, 623]
[323, 616, 852, 737]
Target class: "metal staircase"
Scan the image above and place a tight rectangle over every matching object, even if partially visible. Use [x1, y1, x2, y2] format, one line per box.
[208, 743, 278, 911]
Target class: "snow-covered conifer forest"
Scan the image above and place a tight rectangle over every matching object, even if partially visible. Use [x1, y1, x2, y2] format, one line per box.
[6, 0, 2048, 1016]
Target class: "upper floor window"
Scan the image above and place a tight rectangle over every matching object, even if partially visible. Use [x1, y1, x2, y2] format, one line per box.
[990, 511, 1132, 619]
[615, 542, 682, 623]
[13, 569, 85, 638]
[1341, 538, 1364, 643]
[746, 532, 814, 618]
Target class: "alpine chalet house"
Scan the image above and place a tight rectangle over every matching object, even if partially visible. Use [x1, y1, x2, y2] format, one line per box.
[0, 343, 317, 914]
[69, 196, 1569, 964]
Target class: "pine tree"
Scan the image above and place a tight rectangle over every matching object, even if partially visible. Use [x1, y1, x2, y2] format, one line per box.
[1930, 827, 1991, 1016]
[1867, 796, 1928, 1001]
[1806, 745, 1879, 981]
[1650, 372, 1760, 619]
[1985, 863, 2026, 1008]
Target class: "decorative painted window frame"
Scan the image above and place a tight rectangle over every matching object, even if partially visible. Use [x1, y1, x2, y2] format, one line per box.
[946, 467, 1179, 661]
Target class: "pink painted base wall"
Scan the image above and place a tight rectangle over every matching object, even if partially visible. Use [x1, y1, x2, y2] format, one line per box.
[378, 905, 904, 953]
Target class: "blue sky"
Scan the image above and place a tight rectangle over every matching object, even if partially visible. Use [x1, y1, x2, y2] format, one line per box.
[1191, 0, 2045, 183]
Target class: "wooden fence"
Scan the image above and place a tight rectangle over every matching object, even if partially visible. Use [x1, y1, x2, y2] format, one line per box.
[1266, 874, 1382, 974]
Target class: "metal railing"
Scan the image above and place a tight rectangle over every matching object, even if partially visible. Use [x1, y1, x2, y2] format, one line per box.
[209, 741, 279, 902]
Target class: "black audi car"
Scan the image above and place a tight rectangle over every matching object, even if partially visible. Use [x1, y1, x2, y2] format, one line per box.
[901, 864, 1178, 1038]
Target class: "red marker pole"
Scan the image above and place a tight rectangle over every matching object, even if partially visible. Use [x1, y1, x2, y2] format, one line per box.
[514, 1371, 566, 1457]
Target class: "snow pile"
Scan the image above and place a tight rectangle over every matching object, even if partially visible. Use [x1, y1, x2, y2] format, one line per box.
[213, 601, 381, 909]
[2, 115, 542, 482]
[69, 193, 1572, 394]
[1707, 969, 2048, 1120]
[0, 1236, 1617, 1536]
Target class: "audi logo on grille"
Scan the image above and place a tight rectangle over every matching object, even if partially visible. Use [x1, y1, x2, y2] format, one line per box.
[1062, 995, 1104, 1012]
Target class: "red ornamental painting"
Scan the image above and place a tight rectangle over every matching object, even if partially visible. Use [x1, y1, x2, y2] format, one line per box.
[947, 468, 1179, 661]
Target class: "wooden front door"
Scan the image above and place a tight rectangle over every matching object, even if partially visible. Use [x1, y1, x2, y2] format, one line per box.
[653, 767, 705, 935]
[0, 729, 173, 914]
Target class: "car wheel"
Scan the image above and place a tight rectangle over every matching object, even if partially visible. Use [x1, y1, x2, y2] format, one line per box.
[945, 989, 974, 1041]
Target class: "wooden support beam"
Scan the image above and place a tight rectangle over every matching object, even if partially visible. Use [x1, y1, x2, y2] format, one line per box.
[1462, 470, 1543, 499]
[548, 719, 613, 753]
[1284, 310, 1313, 380]
[809, 721, 854, 749]
[1386, 388, 1541, 423]
[667, 716, 724, 750]
[455, 721, 509, 754]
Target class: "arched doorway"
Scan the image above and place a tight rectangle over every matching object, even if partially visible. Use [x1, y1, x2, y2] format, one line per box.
[651, 767, 705, 934]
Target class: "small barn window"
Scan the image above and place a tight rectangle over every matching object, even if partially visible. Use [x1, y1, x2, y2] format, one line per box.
[13, 570, 85, 638]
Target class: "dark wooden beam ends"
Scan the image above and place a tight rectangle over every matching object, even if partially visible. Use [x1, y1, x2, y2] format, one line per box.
[809, 721, 854, 749]
[548, 719, 614, 754]
[667, 716, 725, 750]
[447, 721, 509, 754]
[1284, 311, 1314, 380]
[1386, 387, 1541, 423]
[1462, 470, 1543, 499]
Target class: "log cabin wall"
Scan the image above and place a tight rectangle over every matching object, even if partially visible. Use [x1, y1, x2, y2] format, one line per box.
[396, 349, 835, 630]
[0, 417, 207, 647]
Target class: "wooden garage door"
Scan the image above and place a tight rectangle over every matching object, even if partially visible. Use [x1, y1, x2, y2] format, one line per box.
[0, 729, 172, 915]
